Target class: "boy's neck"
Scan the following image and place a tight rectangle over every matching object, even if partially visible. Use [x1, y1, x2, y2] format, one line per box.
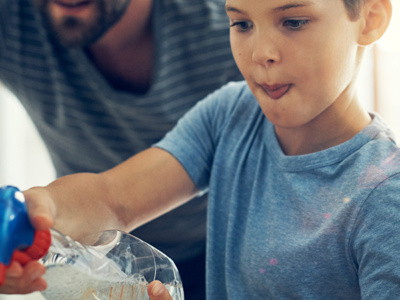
[275, 97, 372, 156]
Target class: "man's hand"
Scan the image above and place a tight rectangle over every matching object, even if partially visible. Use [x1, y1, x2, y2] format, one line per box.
[148, 281, 175, 300]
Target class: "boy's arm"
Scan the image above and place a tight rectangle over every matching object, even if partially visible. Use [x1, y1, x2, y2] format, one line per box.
[0, 147, 197, 294]
[26, 147, 198, 241]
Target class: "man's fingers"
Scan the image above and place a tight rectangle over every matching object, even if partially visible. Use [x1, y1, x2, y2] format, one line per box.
[147, 281, 174, 300]
[24, 187, 56, 231]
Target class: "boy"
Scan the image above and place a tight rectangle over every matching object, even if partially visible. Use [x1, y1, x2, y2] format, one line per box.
[2, 0, 398, 298]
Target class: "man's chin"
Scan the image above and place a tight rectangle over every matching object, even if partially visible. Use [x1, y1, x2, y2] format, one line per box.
[54, 35, 89, 48]
[50, 20, 104, 48]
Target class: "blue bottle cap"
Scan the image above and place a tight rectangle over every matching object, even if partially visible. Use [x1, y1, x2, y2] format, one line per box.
[0, 186, 35, 266]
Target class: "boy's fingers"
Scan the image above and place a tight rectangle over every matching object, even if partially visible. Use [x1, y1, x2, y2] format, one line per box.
[24, 261, 46, 282]
[23, 187, 56, 231]
[147, 281, 174, 300]
[0, 261, 47, 294]
[6, 261, 23, 278]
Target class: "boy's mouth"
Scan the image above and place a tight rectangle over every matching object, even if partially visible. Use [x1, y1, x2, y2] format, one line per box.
[261, 84, 291, 100]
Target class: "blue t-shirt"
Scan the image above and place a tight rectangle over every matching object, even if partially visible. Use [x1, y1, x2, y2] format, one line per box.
[155, 81, 400, 299]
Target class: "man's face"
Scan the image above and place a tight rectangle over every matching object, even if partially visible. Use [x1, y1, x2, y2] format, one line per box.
[32, 0, 131, 47]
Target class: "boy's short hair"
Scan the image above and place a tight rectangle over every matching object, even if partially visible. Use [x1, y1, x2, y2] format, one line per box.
[344, 0, 366, 20]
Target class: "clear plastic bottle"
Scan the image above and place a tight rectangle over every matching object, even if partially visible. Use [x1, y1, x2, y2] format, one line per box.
[0, 185, 184, 300]
[41, 229, 184, 300]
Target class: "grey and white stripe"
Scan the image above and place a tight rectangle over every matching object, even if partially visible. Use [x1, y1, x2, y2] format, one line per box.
[0, 0, 243, 261]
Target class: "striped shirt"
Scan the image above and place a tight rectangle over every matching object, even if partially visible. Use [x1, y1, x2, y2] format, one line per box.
[0, 0, 243, 262]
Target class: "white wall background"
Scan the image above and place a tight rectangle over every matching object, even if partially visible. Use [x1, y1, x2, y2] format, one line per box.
[0, 87, 55, 189]
[0, 88, 53, 300]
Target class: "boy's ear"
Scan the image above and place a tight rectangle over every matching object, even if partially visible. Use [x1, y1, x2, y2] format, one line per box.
[358, 0, 392, 46]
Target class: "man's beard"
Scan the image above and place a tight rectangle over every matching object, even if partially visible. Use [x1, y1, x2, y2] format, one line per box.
[49, 14, 105, 48]
[35, 0, 130, 48]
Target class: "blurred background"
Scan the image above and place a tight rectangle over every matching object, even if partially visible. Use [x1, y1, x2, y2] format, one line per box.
[0, 2, 400, 299]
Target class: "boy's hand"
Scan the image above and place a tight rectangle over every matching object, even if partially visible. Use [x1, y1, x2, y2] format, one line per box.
[148, 281, 175, 300]
[1, 270, 176, 298]
[0, 187, 54, 295]
[24, 187, 56, 232]
[0, 261, 47, 294]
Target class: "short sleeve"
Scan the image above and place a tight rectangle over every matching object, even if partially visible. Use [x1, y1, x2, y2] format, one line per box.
[154, 81, 247, 191]
[351, 173, 400, 299]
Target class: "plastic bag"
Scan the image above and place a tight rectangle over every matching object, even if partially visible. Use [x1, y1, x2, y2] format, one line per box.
[41, 229, 184, 300]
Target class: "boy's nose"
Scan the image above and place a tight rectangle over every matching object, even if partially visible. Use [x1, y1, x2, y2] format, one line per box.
[251, 33, 281, 66]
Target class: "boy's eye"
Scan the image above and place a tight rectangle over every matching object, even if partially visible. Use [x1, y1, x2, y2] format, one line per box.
[283, 19, 310, 30]
[230, 21, 253, 32]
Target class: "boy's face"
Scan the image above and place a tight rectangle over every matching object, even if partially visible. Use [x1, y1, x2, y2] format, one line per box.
[226, 0, 363, 130]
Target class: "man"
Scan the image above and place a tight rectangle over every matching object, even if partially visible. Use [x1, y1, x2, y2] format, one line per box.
[0, 0, 243, 298]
